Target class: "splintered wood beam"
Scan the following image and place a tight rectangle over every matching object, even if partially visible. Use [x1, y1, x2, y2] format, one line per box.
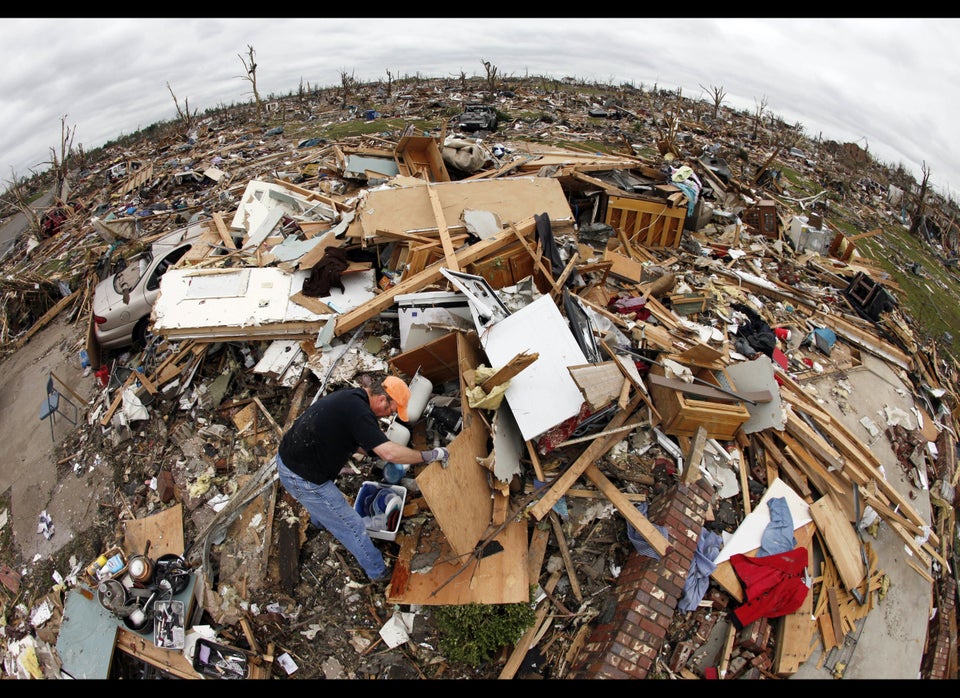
[524, 439, 546, 482]
[498, 569, 562, 680]
[683, 425, 708, 485]
[509, 221, 561, 293]
[480, 351, 539, 393]
[212, 212, 238, 250]
[426, 184, 459, 272]
[583, 463, 670, 557]
[528, 394, 643, 521]
[549, 511, 583, 602]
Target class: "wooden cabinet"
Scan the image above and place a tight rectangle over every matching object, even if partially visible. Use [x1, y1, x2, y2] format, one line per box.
[647, 363, 750, 441]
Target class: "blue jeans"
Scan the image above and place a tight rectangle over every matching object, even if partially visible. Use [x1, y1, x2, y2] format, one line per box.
[276, 454, 387, 580]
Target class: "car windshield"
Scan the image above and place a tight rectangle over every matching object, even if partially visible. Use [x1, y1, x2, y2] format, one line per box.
[112, 250, 153, 295]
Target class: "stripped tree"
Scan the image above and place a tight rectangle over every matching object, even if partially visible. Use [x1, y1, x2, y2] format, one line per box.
[166, 82, 196, 131]
[700, 84, 727, 120]
[238, 44, 264, 121]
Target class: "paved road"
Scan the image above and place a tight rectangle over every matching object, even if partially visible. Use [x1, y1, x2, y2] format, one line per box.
[0, 180, 67, 258]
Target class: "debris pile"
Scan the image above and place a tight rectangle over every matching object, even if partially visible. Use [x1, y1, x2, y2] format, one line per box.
[0, 75, 958, 680]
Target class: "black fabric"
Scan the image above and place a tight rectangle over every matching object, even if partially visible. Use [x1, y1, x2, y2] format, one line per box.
[534, 212, 565, 279]
[730, 302, 777, 358]
[278, 388, 389, 484]
[302, 246, 349, 297]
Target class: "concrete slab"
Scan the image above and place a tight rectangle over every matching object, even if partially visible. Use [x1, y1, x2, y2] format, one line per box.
[790, 352, 933, 679]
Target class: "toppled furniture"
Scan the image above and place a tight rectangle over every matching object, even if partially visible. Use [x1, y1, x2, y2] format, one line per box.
[647, 363, 751, 441]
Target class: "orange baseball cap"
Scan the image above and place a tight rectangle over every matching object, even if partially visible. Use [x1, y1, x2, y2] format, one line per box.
[383, 376, 410, 421]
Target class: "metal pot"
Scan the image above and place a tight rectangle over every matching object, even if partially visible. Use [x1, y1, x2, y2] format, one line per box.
[128, 539, 154, 584]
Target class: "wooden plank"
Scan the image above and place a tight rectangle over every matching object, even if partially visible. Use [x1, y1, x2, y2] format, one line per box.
[827, 587, 844, 641]
[526, 522, 551, 584]
[122, 504, 185, 560]
[683, 425, 708, 485]
[737, 445, 752, 516]
[583, 463, 670, 557]
[498, 570, 562, 679]
[772, 528, 818, 675]
[756, 432, 812, 499]
[784, 410, 845, 471]
[809, 495, 865, 593]
[528, 394, 643, 520]
[479, 350, 539, 393]
[50, 371, 87, 407]
[426, 183, 460, 272]
[387, 519, 529, 605]
[115, 627, 202, 679]
[549, 511, 583, 602]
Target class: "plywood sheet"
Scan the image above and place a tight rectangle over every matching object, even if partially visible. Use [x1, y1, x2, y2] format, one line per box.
[773, 527, 818, 675]
[358, 177, 573, 238]
[386, 518, 529, 605]
[123, 504, 186, 559]
[416, 332, 494, 558]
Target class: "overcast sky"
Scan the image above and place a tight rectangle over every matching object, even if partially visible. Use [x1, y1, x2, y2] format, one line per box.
[2, 17, 958, 199]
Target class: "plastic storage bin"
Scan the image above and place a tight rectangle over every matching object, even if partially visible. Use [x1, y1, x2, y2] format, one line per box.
[354, 481, 407, 541]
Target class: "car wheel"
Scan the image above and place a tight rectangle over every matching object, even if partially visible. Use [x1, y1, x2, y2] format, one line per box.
[132, 317, 151, 350]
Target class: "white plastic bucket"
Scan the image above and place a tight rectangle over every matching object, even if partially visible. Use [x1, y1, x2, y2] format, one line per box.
[385, 418, 410, 446]
[406, 374, 433, 422]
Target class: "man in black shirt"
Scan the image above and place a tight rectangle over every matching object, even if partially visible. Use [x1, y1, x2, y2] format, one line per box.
[277, 375, 448, 582]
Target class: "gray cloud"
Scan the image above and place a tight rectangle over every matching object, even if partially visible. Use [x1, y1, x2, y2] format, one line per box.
[2, 17, 957, 197]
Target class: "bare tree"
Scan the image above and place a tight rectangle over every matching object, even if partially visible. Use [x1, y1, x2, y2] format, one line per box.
[339, 69, 356, 109]
[384, 69, 394, 99]
[481, 59, 498, 96]
[166, 82, 196, 131]
[458, 70, 467, 90]
[909, 161, 932, 240]
[752, 96, 768, 140]
[700, 84, 726, 120]
[237, 44, 264, 121]
[46, 115, 76, 203]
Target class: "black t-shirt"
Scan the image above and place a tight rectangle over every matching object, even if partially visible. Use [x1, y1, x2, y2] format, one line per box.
[278, 387, 389, 484]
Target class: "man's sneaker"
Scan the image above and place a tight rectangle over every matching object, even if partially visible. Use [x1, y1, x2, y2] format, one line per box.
[371, 570, 392, 584]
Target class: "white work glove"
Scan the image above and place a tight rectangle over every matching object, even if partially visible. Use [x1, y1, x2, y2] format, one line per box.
[421, 447, 450, 467]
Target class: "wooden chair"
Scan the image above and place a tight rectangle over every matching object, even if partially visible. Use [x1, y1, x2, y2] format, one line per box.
[40, 372, 78, 442]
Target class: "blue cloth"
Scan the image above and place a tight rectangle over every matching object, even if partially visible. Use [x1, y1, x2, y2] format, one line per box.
[277, 454, 388, 580]
[758, 497, 796, 557]
[627, 502, 670, 560]
[534, 479, 568, 519]
[673, 181, 699, 217]
[678, 527, 724, 612]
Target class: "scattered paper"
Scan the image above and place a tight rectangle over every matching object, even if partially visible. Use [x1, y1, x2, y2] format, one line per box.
[277, 652, 299, 675]
[379, 611, 416, 649]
